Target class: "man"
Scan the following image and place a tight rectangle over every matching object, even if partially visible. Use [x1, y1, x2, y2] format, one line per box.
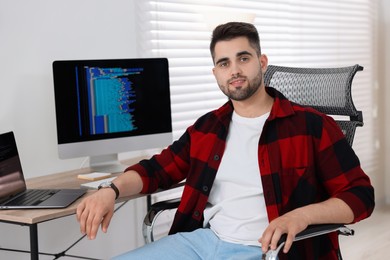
[76, 22, 374, 259]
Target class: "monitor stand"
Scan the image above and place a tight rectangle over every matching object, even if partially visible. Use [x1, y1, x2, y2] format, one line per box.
[89, 154, 125, 173]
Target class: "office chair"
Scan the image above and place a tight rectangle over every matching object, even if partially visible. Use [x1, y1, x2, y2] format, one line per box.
[143, 64, 364, 259]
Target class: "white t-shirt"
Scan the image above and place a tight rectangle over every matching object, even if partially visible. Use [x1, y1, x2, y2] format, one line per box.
[203, 111, 269, 246]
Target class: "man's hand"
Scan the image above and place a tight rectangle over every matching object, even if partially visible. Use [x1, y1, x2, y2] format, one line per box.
[76, 188, 116, 240]
[259, 209, 310, 254]
[258, 198, 354, 254]
[76, 170, 143, 240]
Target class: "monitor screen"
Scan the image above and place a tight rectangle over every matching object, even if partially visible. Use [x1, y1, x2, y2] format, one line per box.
[52, 58, 172, 172]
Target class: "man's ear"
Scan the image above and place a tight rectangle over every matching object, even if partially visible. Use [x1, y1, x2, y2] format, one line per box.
[260, 54, 268, 73]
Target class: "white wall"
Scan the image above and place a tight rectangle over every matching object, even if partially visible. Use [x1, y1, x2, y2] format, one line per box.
[0, 0, 147, 259]
[0, 0, 141, 176]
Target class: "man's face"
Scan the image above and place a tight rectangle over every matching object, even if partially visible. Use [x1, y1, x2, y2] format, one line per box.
[212, 37, 265, 101]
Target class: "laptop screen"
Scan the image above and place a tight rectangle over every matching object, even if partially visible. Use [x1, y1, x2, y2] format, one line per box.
[0, 132, 27, 203]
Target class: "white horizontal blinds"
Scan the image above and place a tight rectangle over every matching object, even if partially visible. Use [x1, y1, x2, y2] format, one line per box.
[135, 0, 378, 176]
[254, 0, 378, 176]
[136, 1, 226, 138]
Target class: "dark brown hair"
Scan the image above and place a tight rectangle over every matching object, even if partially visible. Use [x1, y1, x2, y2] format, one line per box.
[210, 22, 261, 62]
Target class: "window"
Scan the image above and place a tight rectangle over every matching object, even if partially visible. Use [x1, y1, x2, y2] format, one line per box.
[135, 0, 379, 177]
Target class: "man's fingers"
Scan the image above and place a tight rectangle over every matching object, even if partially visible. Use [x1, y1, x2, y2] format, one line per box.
[269, 228, 283, 250]
[260, 228, 273, 252]
[76, 190, 116, 240]
[261, 229, 294, 255]
[89, 214, 103, 240]
[84, 210, 103, 240]
[283, 233, 296, 253]
[77, 205, 89, 234]
[76, 203, 83, 221]
[101, 210, 114, 233]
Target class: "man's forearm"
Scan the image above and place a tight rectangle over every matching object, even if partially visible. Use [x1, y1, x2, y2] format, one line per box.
[297, 197, 354, 225]
[113, 170, 143, 198]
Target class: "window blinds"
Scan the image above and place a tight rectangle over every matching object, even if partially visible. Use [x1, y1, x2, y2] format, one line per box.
[135, 0, 378, 176]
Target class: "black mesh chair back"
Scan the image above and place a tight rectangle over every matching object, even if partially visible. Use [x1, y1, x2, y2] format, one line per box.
[264, 64, 364, 146]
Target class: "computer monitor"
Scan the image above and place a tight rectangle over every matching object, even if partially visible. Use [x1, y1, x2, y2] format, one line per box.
[52, 58, 172, 172]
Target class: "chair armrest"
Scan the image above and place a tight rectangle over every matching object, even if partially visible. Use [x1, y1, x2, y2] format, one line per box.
[264, 224, 354, 260]
[142, 198, 181, 243]
[143, 197, 355, 258]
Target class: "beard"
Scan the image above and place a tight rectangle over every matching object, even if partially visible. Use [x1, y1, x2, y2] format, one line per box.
[218, 70, 263, 101]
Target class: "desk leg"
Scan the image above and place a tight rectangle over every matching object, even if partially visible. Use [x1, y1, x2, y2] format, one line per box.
[29, 224, 39, 260]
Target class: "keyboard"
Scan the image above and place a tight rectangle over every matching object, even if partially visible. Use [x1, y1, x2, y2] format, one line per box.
[7, 189, 59, 206]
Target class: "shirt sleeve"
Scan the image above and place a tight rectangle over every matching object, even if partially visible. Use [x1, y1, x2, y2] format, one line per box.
[316, 115, 375, 223]
[125, 130, 191, 194]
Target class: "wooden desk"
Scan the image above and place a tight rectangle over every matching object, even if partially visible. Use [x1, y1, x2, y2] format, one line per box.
[0, 168, 143, 260]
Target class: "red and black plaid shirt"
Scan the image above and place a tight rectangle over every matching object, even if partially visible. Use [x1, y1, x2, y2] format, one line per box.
[126, 87, 374, 259]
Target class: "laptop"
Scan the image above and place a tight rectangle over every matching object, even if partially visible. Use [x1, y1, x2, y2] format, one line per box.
[0, 131, 86, 209]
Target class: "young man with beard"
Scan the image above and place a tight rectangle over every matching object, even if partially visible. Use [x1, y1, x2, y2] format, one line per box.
[76, 22, 374, 259]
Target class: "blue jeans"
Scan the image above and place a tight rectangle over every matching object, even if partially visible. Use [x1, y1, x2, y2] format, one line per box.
[113, 228, 263, 260]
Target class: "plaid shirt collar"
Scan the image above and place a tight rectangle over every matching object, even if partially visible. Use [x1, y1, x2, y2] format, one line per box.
[215, 87, 296, 124]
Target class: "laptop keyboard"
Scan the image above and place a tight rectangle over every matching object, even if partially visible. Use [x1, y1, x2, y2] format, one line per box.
[8, 189, 59, 206]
